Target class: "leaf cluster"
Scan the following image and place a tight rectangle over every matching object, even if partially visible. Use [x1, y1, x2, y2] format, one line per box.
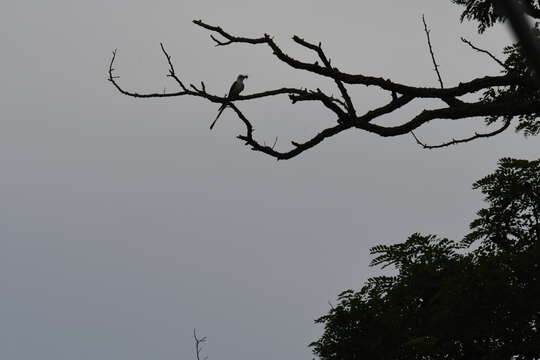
[452, 0, 540, 32]
[482, 37, 540, 136]
[452, 0, 506, 33]
[311, 158, 540, 359]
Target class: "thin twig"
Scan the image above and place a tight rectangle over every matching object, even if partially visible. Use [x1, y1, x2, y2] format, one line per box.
[411, 118, 512, 149]
[193, 329, 208, 360]
[422, 14, 444, 89]
[293, 36, 356, 116]
[272, 136, 278, 150]
[160, 43, 188, 91]
[460, 37, 509, 71]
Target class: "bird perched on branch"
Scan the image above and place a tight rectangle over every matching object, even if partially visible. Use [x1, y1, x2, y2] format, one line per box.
[210, 74, 248, 129]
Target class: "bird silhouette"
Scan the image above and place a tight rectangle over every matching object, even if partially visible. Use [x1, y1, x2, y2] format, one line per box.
[210, 74, 248, 130]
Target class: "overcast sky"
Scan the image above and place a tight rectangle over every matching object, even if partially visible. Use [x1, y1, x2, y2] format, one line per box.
[1, 1, 538, 360]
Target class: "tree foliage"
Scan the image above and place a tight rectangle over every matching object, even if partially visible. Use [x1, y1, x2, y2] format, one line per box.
[310, 158, 540, 359]
[481, 33, 540, 137]
[108, 1, 540, 159]
[452, 0, 540, 33]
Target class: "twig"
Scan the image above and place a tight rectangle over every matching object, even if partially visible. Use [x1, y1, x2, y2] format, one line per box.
[460, 37, 509, 71]
[193, 329, 208, 360]
[422, 15, 444, 89]
[411, 118, 512, 149]
[108, 49, 186, 98]
[272, 136, 278, 150]
[159, 43, 188, 91]
[293, 36, 356, 116]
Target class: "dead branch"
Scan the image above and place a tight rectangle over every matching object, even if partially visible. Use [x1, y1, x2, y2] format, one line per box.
[411, 117, 513, 149]
[193, 329, 208, 360]
[460, 37, 509, 71]
[293, 36, 356, 116]
[107, 19, 534, 160]
[422, 15, 444, 89]
[191, 20, 524, 96]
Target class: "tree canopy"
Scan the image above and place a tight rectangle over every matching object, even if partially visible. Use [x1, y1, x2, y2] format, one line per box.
[453, 0, 540, 33]
[310, 158, 540, 359]
[108, 0, 540, 159]
[307, 4, 540, 358]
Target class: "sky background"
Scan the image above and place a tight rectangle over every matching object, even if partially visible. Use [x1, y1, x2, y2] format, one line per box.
[1, 1, 538, 360]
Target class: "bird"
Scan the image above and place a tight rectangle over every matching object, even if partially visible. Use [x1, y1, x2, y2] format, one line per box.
[210, 74, 248, 130]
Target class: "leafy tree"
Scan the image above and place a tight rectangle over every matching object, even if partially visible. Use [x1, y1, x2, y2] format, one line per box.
[108, 1, 540, 159]
[310, 158, 540, 360]
[452, 0, 540, 33]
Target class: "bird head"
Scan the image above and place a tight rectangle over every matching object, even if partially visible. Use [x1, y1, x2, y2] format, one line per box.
[237, 74, 248, 81]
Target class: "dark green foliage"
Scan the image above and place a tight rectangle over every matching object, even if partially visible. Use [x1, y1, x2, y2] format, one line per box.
[482, 38, 540, 136]
[453, 0, 540, 136]
[452, 0, 506, 33]
[311, 5, 540, 357]
[452, 1, 540, 137]
[465, 158, 540, 251]
[311, 158, 540, 359]
[452, 0, 540, 32]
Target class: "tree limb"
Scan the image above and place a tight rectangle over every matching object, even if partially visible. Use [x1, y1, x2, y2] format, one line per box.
[460, 37, 509, 71]
[292, 36, 356, 116]
[422, 15, 445, 89]
[192, 20, 525, 97]
[359, 100, 539, 137]
[107, 19, 535, 160]
[193, 329, 208, 360]
[411, 117, 512, 149]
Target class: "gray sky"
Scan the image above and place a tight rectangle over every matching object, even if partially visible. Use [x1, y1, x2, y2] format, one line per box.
[1, 1, 538, 360]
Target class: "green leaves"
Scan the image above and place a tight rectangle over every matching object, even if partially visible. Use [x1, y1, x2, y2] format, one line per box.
[465, 158, 540, 252]
[370, 234, 462, 271]
[311, 4, 540, 358]
[481, 38, 540, 136]
[454, 1, 540, 137]
[312, 158, 540, 359]
[452, 0, 505, 33]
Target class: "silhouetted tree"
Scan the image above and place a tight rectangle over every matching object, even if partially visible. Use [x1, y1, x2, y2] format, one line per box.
[310, 157, 540, 359]
[108, 1, 540, 160]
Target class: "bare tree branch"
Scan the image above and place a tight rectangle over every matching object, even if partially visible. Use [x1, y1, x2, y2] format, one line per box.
[354, 95, 415, 127]
[292, 36, 356, 116]
[359, 100, 538, 137]
[108, 42, 356, 159]
[496, 0, 540, 85]
[191, 20, 525, 96]
[160, 43, 188, 91]
[107, 19, 535, 160]
[231, 103, 352, 160]
[422, 15, 445, 89]
[411, 117, 512, 149]
[460, 37, 509, 71]
[193, 329, 208, 360]
[108, 48, 188, 98]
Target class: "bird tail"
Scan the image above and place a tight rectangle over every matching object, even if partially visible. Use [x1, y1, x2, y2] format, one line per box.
[210, 103, 227, 130]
